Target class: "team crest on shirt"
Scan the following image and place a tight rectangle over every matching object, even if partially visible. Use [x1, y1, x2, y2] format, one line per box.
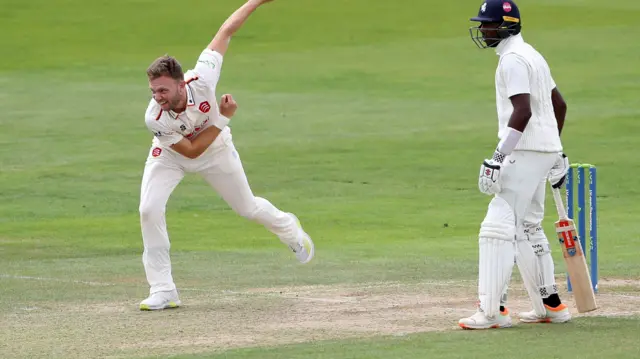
[199, 101, 211, 113]
[152, 147, 162, 157]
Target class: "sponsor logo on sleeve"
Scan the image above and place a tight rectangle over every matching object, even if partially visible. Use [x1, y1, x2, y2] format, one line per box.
[197, 59, 217, 70]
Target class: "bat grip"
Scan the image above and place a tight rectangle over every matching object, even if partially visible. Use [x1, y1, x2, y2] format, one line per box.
[551, 187, 568, 220]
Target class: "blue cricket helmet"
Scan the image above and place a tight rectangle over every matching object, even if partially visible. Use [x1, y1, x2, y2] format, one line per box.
[469, 0, 522, 49]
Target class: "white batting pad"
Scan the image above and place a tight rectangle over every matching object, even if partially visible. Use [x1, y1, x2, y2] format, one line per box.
[478, 237, 515, 318]
[478, 197, 517, 318]
[527, 227, 558, 298]
[516, 239, 546, 316]
[501, 284, 509, 306]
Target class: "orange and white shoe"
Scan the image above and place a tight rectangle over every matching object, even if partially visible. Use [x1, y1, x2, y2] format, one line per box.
[518, 303, 572, 323]
[459, 308, 512, 330]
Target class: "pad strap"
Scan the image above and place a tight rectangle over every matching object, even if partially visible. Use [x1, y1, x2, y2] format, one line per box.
[526, 226, 551, 256]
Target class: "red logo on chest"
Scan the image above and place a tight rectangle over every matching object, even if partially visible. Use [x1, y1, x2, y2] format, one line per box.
[152, 147, 162, 157]
[199, 101, 211, 113]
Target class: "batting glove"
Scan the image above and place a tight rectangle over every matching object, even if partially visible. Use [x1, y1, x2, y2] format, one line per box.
[548, 152, 569, 189]
[478, 150, 505, 195]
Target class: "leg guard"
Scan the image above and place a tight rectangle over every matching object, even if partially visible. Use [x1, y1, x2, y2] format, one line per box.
[500, 279, 510, 307]
[478, 197, 516, 318]
[516, 234, 546, 317]
[526, 226, 558, 298]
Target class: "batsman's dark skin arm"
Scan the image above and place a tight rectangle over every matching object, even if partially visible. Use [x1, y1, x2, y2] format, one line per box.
[507, 90, 567, 134]
[507, 93, 532, 132]
[551, 88, 567, 135]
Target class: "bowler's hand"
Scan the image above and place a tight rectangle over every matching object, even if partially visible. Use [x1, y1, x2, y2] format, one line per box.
[219, 94, 238, 118]
[250, 0, 274, 6]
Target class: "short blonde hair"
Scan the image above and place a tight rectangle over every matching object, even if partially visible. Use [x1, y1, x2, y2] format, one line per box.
[146, 55, 184, 81]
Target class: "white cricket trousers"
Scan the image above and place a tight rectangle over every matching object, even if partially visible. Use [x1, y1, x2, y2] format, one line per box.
[497, 150, 558, 232]
[478, 150, 559, 316]
[139, 134, 299, 294]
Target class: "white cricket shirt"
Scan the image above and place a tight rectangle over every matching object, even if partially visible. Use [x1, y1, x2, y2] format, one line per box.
[494, 34, 562, 152]
[144, 49, 231, 154]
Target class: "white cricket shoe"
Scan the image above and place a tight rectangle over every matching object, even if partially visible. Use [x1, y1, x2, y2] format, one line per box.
[459, 308, 512, 330]
[139, 289, 181, 311]
[518, 303, 572, 323]
[287, 213, 315, 264]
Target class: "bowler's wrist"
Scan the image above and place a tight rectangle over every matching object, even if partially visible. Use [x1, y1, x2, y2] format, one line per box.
[212, 115, 230, 130]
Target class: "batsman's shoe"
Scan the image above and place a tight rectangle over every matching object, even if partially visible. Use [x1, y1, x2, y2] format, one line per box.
[139, 289, 181, 311]
[458, 308, 512, 330]
[518, 303, 572, 323]
[287, 213, 315, 264]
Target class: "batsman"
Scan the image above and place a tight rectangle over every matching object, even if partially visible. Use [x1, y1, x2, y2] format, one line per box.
[459, 0, 572, 329]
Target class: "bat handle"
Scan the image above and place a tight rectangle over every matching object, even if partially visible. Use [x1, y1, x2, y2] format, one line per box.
[551, 186, 568, 220]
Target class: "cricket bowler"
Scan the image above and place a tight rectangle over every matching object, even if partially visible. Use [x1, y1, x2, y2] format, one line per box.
[139, 0, 314, 311]
[458, 0, 572, 329]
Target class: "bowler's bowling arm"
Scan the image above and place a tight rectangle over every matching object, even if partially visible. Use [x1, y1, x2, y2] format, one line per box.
[208, 0, 272, 56]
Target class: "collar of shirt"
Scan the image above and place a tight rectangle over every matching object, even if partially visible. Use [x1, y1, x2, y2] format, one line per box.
[168, 84, 196, 118]
[495, 33, 524, 56]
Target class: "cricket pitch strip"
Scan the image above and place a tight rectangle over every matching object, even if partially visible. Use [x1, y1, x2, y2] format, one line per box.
[2, 278, 639, 358]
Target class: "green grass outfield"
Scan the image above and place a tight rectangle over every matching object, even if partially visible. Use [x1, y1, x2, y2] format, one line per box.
[2, 0, 640, 358]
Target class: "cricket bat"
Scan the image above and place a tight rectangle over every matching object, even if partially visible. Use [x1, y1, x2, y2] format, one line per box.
[551, 186, 598, 313]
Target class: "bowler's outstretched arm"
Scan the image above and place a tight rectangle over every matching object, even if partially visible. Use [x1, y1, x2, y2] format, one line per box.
[208, 0, 274, 56]
[169, 1, 274, 159]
